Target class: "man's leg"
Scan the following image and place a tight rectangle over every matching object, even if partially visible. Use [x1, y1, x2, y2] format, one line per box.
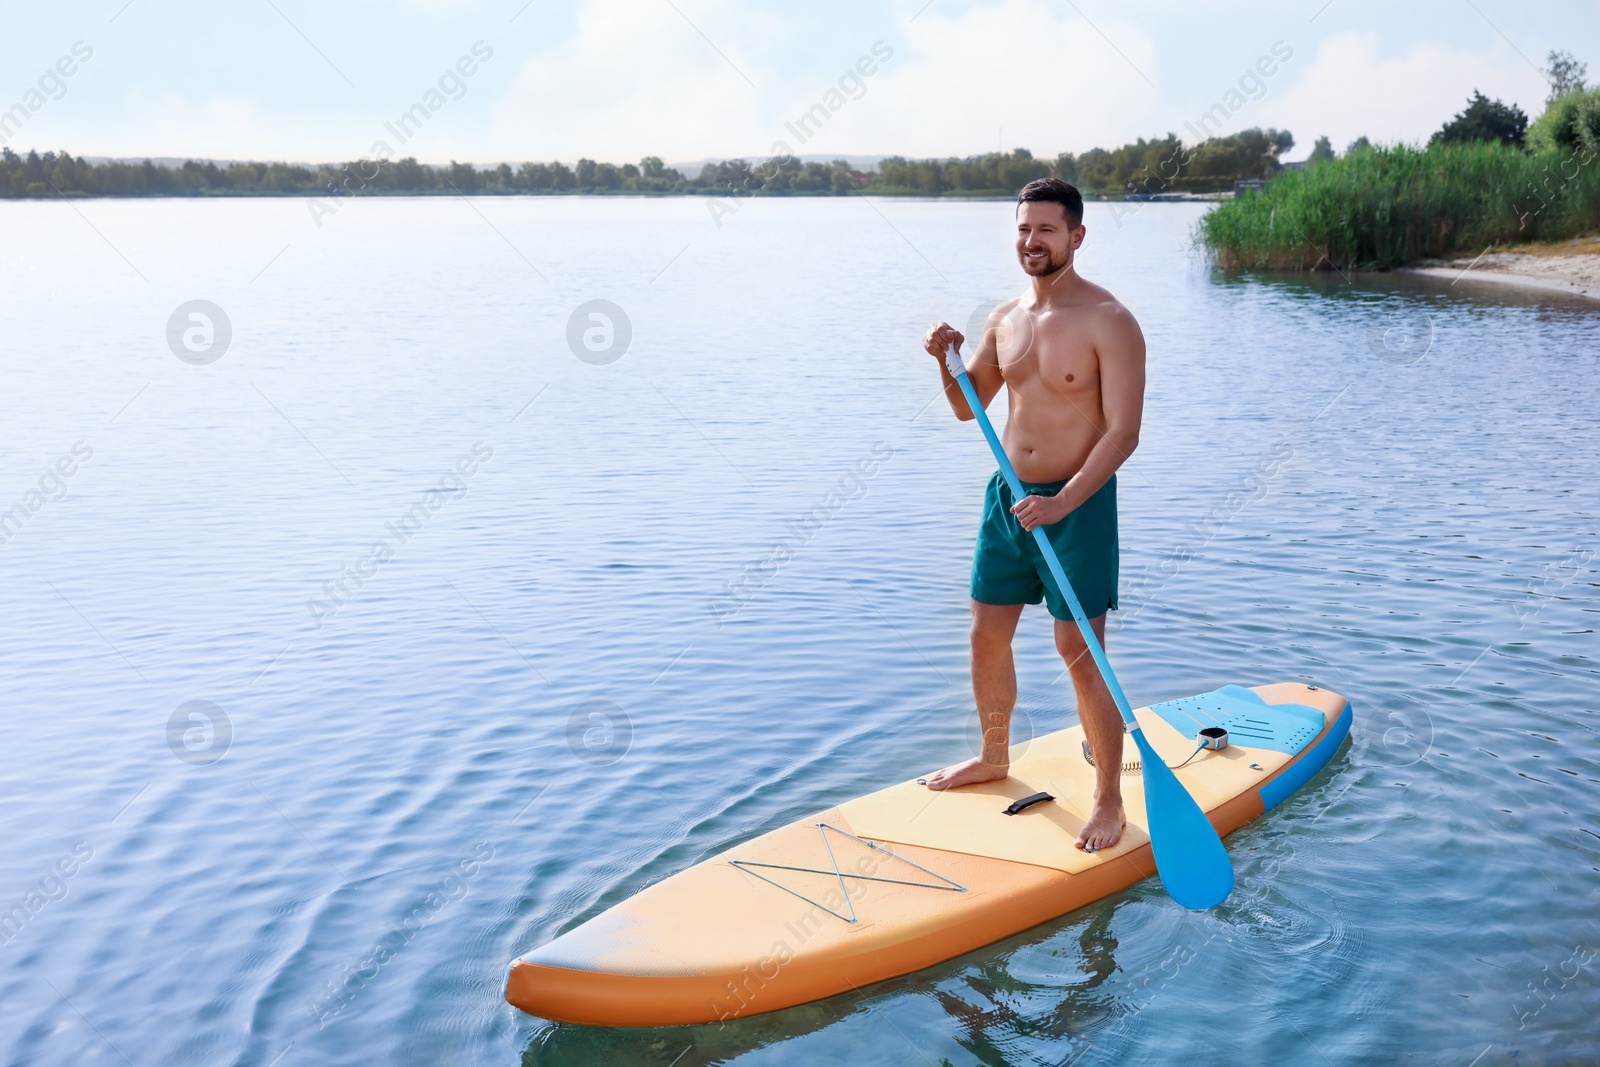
[925, 600, 1024, 790]
[1056, 613, 1126, 850]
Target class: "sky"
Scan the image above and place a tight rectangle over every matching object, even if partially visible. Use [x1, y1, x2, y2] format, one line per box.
[1, 0, 1594, 166]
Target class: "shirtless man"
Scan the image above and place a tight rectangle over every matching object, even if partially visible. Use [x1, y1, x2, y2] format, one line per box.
[920, 178, 1146, 853]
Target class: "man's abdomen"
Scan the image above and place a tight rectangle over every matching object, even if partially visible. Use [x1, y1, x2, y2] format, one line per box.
[1001, 400, 1104, 482]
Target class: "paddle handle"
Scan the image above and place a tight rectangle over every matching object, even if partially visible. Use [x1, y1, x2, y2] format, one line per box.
[946, 346, 1140, 732]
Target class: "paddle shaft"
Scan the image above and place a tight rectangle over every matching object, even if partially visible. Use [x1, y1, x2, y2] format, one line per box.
[947, 354, 1140, 732]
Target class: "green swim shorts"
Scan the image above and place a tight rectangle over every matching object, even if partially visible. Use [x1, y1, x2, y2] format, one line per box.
[970, 470, 1118, 620]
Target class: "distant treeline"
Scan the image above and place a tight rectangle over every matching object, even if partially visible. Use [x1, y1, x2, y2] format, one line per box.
[0, 128, 1297, 200]
[884, 129, 1292, 195]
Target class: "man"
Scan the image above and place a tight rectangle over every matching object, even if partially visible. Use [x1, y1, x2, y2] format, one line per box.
[920, 177, 1145, 853]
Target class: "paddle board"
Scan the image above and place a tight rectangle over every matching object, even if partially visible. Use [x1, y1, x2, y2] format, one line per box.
[506, 681, 1352, 1027]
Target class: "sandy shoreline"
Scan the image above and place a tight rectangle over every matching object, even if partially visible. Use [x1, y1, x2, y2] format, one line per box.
[1402, 237, 1600, 302]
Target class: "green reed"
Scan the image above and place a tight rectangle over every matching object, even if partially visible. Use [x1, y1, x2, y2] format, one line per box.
[1198, 141, 1600, 271]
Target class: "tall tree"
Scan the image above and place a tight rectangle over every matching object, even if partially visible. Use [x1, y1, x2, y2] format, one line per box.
[1306, 135, 1335, 165]
[1544, 49, 1587, 106]
[1431, 91, 1528, 148]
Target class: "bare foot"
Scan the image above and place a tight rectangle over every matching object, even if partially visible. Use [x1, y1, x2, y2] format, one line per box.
[1075, 797, 1126, 853]
[923, 756, 1009, 791]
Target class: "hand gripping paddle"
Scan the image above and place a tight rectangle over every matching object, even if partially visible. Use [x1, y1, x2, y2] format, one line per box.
[943, 344, 1233, 909]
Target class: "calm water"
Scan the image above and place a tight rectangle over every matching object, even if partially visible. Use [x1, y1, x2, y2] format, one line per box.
[2, 195, 1597, 1067]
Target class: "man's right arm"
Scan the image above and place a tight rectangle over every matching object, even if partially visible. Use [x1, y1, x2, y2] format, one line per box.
[922, 314, 1004, 421]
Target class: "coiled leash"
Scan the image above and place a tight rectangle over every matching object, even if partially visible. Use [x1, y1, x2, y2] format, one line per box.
[1082, 726, 1231, 775]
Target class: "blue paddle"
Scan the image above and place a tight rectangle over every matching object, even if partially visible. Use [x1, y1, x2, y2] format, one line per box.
[943, 344, 1233, 910]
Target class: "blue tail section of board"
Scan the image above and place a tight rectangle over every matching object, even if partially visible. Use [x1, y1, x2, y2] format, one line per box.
[1260, 701, 1353, 810]
[1148, 686, 1324, 756]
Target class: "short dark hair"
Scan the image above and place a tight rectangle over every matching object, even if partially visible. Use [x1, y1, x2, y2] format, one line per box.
[1017, 178, 1083, 227]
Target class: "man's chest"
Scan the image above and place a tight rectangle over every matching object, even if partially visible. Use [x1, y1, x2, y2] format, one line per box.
[1002, 332, 1100, 396]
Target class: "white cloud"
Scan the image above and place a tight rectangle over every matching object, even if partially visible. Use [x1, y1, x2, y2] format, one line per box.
[485, 0, 1159, 162]
[485, 0, 775, 163]
[113, 89, 270, 160]
[1259, 32, 1549, 156]
[808, 0, 1160, 158]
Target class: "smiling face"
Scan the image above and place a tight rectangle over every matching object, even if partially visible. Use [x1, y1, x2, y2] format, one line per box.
[1015, 201, 1084, 277]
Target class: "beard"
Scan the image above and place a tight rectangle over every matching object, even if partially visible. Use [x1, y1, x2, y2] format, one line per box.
[1018, 245, 1071, 277]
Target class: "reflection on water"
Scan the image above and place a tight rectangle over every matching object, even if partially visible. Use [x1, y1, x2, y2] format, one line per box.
[1, 197, 1596, 1065]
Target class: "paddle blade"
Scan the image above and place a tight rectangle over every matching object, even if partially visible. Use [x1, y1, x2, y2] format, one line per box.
[1128, 728, 1234, 909]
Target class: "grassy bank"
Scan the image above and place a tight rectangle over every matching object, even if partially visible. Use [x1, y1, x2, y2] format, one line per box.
[1199, 141, 1600, 271]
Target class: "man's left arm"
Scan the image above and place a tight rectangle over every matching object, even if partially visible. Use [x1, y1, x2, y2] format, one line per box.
[1014, 305, 1146, 530]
